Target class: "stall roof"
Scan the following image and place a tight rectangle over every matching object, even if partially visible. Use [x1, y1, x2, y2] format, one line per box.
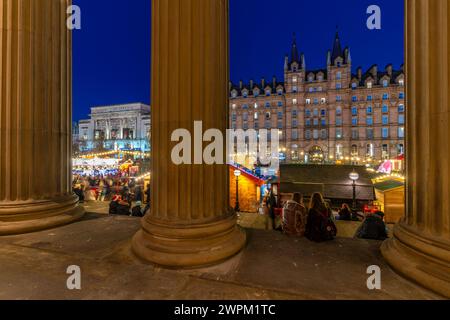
[280, 164, 376, 201]
[373, 179, 404, 191]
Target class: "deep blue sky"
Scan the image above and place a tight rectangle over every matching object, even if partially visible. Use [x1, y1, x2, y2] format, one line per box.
[73, 0, 404, 121]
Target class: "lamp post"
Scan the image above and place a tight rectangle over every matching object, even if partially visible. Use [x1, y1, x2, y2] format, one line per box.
[234, 169, 241, 212]
[349, 169, 360, 211]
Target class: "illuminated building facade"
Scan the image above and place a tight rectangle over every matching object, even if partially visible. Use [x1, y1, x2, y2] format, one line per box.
[76, 103, 151, 152]
[229, 33, 405, 164]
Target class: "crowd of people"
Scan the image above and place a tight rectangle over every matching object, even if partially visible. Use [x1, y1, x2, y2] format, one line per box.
[262, 191, 389, 242]
[72, 175, 150, 218]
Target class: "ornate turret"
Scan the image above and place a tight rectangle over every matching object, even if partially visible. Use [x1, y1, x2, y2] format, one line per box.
[290, 33, 300, 63]
[331, 31, 343, 63]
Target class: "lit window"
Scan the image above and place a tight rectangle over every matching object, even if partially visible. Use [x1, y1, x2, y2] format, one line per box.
[383, 80, 389, 87]
[306, 99, 311, 104]
[367, 82, 373, 89]
[336, 129, 343, 139]
[321, 98, 326, 104]
[293, 99, 297, 105]
[399, 79, 404, 86]
[352, 82, 357, 89]
[293, 77, 298, 83]
[398, 127, 405, 138]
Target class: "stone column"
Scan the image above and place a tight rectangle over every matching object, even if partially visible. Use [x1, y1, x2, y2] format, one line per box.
[0, 0, 84, 235]
[381, 0, 450, 298]
[132, 0, 246, 268]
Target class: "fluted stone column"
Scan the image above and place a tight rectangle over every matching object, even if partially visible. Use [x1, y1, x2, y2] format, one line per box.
[132, 0, 246, 268]
[0, 0, 84, 235]
[381, 0, 450, 298]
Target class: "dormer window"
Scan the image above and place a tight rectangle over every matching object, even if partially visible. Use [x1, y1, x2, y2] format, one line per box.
[243, 90, 248, 98]
[383, 79, 389, 87]
[399, 79, 405, 86]
[352, 82, 357, 89]
[277, 89, 283, 95]
[231, 91, 237, 98]
[265, 89, 271, 96]
[367, 82, 373, 89]
[308, 75, 314, 82]
[253, 89, 260, 97]
[317, 75, 323, 81]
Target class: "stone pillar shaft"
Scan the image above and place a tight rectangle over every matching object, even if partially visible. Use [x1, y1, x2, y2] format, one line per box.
[0, 0, 84, 235]
[382, 0, 450, 298]
[132, 0, 246, 268]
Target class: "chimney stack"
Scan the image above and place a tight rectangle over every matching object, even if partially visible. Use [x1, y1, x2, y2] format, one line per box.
[357, 67, 362, 81]
[261, 77, 265, 88]
[250, 79, 254, 89]
[371, 65, 378, 79]
[239, 80, 243, 90]
[273, 76, 277, 90]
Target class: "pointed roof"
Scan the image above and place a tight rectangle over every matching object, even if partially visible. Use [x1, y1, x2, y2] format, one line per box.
[331, 31, 343, 62]
[290, 33, 300, 63]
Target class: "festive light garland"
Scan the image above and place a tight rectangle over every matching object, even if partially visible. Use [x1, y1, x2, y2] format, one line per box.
[79, 150, 150, 159]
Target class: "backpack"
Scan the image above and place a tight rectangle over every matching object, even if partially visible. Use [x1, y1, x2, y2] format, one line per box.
[318, 208, 337, 241]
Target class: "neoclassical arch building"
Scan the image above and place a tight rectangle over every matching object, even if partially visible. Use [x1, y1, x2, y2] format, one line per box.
[0, 0, 449, 298]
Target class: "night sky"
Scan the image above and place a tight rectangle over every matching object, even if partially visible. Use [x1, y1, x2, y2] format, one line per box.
[72, 0, 404, 121]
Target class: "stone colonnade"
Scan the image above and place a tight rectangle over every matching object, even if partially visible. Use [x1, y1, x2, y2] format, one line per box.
[0, 0, 449, 296]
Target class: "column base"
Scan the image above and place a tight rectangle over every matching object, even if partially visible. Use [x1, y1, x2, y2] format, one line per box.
[0, 194, 85, 236]
[132, 213, 247, 268]
[381, 222, 450, 298]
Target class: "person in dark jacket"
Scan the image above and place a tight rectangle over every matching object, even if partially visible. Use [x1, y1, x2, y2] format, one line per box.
[109, 194, 121, 215]
[356, 211, 389, 240]
[116, 198, 131, 216]
[267, 190, 278, 230]
[337, 203, 352, 221]
[305, 193, 337, 242]
[131, 201, 144, 217]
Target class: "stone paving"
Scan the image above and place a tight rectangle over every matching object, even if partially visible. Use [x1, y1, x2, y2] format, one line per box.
[0, 212, 441, 300]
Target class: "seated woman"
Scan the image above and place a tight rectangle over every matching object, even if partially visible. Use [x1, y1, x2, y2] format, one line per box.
[305, 193, 337, 242]
[337, 203, 352, 221]
[282, 193, 308, 236]
[356, 211, 389, 240]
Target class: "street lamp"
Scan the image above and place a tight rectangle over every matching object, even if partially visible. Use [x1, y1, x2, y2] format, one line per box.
[349, 169, 360, 211]
[234, 169, 241, 212]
